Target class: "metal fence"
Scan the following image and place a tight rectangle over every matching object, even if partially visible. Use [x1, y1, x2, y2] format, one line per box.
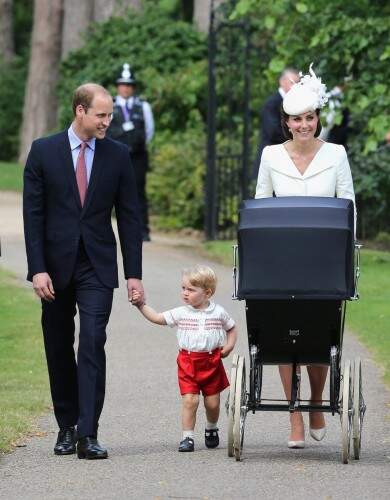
[205, 0, 253, 240]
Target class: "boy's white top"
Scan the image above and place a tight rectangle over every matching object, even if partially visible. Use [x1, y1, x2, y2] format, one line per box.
[163, 302, 235, 352]
[255, 142, 355, 202]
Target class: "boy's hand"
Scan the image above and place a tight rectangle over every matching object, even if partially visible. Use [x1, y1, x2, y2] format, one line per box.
[127, 278, 144, 306]
[221, 346, 233, 358]
[130, 290, 143, 307]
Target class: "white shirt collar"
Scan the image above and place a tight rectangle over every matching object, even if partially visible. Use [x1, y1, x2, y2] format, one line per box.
[278, 87, 287, 99]
[186, 301, 216, 313]
[68, 125, 96, 152]
[115, 95, 134, 107]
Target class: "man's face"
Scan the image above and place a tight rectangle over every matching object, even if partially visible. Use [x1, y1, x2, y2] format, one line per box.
[117, 84, 135, 99]
[77, 93, 113, 140]
[280, 72, 300, 93]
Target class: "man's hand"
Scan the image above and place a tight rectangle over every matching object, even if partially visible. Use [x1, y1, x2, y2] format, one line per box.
[127, 278, 144, 306]
[32, 272, 55, 301]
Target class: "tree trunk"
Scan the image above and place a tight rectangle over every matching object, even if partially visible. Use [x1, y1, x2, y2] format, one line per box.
[93, 0, 141, 22]
[61, 0, 94, 59]
[18, 0, 63, 165]
[193, 0, 224, 33]
[0, 0, 14, 61]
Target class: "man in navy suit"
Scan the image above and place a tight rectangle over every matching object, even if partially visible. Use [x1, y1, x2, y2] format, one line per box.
[253, 68, 299, 178]
[23, 83, 144, 460]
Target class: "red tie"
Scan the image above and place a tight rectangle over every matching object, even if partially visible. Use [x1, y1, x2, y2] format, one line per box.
[76, 142, 88, 206]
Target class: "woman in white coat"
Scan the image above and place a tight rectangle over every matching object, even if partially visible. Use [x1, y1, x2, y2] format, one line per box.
[255, 64, 355, 449]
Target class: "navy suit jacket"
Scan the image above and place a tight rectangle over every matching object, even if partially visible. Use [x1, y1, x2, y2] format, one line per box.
[23, 130, 142, 290]
[253, 91, 285, 178]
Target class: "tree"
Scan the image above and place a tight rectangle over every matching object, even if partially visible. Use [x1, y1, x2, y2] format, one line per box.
[0, 0, 15, 61]
[61, 0, 94, 58]
[93, 0, 141, 22]
[18, 0, 63, 164]
[193, 0, 225, 33]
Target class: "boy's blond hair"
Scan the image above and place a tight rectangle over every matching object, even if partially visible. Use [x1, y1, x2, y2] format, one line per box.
[182, 265, 217, 295]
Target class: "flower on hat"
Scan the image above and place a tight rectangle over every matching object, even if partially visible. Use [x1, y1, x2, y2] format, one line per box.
[283, 63, 328, 115]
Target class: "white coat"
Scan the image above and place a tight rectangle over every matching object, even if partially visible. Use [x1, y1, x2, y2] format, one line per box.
[255, 141, 355, 203]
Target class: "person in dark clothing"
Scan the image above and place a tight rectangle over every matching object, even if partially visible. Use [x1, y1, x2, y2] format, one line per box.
[253, 68, 299, 178]
[23, 83, 144, 460]
[107, 63, 155, 241]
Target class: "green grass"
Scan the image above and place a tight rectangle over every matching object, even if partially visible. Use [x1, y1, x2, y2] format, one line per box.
[347, 250, 390, 384]
[203, 242, 390, 386]
[0, 267, 50, 454]
[0, 161, 23, 192]
[203, 240, 236, 266]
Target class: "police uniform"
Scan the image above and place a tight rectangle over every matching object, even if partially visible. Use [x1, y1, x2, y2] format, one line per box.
[107, 64, 154, 240]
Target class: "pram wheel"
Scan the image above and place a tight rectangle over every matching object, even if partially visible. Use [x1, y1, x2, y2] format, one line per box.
[233, 355, 247, 461]
[341, 360, 353, 464]
[352, 357, 365, 460]
[227, 354, 239, 457]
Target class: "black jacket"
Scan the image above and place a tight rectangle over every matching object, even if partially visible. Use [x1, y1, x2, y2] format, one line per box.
[23, 130, 142, 289]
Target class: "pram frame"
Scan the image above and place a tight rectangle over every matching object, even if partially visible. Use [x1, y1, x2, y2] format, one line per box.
[228, 243, 366, 464]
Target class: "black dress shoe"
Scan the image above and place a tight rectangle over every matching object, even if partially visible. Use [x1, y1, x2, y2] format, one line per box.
[54, 426, 77, 455]
[178, 437, 194, 452]
[205, 428, 219, 449]
[77, 436, 108, 459]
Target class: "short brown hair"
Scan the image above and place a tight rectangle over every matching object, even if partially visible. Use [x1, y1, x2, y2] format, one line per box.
[182, 265, 217, 295]
[72, 83, 111, 116]
[281, 108, 322, 139]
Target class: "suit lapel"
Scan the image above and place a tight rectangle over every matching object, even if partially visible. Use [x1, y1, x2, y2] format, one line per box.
[58, 131, 82, 210]
[82, 138, 105, 215]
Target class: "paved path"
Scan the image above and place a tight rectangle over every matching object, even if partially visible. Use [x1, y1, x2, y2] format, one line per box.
[0, 192, 389, 499]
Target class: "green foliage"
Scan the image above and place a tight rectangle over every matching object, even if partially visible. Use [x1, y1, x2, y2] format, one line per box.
[350, 145, 390, 238]
[0, 56, 28, 161]
[13, 0, 33, 53]
[58, 5, 207, 129]
[0, 0, 33, 161]
[58, 4, 207, 230]
[374, 231, 390, 251]
[147, 112, 206, 229]
[233, 0, 390, 152]
[231, 0, 390, 236]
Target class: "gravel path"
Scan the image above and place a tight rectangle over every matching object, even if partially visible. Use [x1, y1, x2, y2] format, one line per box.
[0, 192, 389, 500]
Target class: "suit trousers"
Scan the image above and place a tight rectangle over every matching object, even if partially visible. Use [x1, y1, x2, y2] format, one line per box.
[41, 242, 113, 438]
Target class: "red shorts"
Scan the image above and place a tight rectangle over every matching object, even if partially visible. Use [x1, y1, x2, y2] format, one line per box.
[177, 349, 230, 396]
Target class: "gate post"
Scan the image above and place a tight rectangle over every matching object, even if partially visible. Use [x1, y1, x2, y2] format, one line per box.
[205, 1, 217, 240]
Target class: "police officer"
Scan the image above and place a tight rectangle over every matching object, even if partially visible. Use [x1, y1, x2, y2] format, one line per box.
[108, 63, 155, 241]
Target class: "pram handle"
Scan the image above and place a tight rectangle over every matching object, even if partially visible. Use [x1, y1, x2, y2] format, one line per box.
[351, 242, 362, 300]
[232, 244, 238, 300]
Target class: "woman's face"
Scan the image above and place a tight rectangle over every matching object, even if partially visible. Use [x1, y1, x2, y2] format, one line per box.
[286, 111, 318, 142]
